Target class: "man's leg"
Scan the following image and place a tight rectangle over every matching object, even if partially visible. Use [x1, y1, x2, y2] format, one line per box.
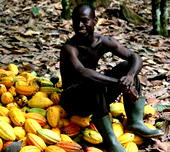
[123, 79, 164, 137]
[92, 91, 125, 152]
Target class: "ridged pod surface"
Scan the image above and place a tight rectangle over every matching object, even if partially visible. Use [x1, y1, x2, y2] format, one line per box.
[37, 129, 61, 144]
[27, 133, 47, 151]
[45, 145, 66, 152]
[0, 120, 16, 140]
[56, 141, 84, 152]
[8, 107, 25, 126]
[20, 145, 41, 152]
[47, 106, 60, 128]
[24, 119, 42, 134]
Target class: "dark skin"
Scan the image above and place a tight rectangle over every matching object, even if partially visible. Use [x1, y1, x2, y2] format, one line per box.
[60, 5, 142, 116]
[60, 6, 142, 90]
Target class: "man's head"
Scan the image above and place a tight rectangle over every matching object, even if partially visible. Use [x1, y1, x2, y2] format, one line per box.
[72, 4, 97, 37]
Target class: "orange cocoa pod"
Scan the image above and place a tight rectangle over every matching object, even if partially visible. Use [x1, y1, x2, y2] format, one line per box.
[1, 92, 14, 105]
[0, 84, 7, 96]
[0, 76, 14, 88]
[0, 138, 3, 151]
[25, 112, 46, 127]
[61, 123, 81, 137]
[56, 141, 84, 152]
[45, 145, 66, 152]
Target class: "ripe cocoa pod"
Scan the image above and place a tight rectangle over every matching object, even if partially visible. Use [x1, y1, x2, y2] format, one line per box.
[8, 107, 25, 126]
[1, 92, 14, 105]
[24, 119, 42, 134]
[61, 123, 80, 137]
[47, 106, 60, 128]
[56, 141, 84, 152]
[118, 133, 135, 144]
[37, 128, 61, 144]
[0, 84, 7, 96]
[83, 128, 103, 144]
[25, 112, 46, 127]
[123, 141, 138, 152]
[13, 126, 26, 140]
[20, 145, 41, 152]
[45, 145, 66, 152]
[70, 115, 91, 128]
[0, 120, 16, 141]
[27, 133, 47, 151]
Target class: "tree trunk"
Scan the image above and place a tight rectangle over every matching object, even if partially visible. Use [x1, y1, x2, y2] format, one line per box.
[160, 0, 168, 36]
[152, 0, 161, 35]
[152, 0, 169, 36]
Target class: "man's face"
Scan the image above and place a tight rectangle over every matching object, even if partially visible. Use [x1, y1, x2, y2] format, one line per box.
[73, 7, 96, 37]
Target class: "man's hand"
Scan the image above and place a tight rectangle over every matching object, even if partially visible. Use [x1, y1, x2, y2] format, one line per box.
[119, 75, 139, 102]
[119, 75, 134, 89]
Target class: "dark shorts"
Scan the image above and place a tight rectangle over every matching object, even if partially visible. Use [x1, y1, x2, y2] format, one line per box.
[60, 61, 141, 117]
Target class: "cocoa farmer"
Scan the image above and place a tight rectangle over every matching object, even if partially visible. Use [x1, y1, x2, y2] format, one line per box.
[59, 4, 164, 152]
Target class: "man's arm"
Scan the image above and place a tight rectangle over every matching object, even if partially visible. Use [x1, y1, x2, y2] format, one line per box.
[102, 36, 143, 88]
[63, 44, 118, 85]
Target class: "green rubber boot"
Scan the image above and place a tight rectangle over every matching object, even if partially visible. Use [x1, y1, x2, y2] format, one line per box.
[124, 96, 164, 138]
[93, 115, 125, 152]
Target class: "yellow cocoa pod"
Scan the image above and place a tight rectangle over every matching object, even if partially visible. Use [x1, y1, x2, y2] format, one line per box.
[133, 135, 144, 145]
[15, 81, 39, 96]
[0, 120, 16, 140]
[118, 133, 135, 144]
[110, 102, 126, 117]
[70, 115, 91, 128]
[14, 75, 27, 82]
[28, 92, 53, 108]
[144, 122, 156, 130]
[37, 128, 61, 144]
[8, 86, 16, 96]
[27, 133, 47, 151]
[20, 145, 41, 152]
[1, 92, 14, 105]
[0, 106, 9, 116]
[47, 105, 60, 128]
[24, 119, 42, 134]
[60, 134, 73, 142]
[51, 127, 61, 136]
[50, 92, 60, 104]
[0, 138, 3, 151]
[8, 107, 25, 126]
[6, 102, 19, 110]
[83, 128, 103, 144]
[45, 145, 66, 152]
[144, 105, 156, 116]
[0, 116, 11, 124]
[123, 141, 138, 152]
[112, 122, 124, 137]
[0, 76, 14, 88]
[14, 126, 26, 140]
[0, 84, 7, 96]
[7, 64, 19, 75]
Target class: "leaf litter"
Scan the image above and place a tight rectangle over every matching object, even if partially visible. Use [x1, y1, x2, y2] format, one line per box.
[0, 0, 169, 151]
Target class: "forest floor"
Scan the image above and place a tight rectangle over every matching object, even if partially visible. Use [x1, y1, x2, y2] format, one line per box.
[0, 0, 170, 151]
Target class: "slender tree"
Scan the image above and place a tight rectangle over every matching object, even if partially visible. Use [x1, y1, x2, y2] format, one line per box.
[152, 0, 168, 36]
